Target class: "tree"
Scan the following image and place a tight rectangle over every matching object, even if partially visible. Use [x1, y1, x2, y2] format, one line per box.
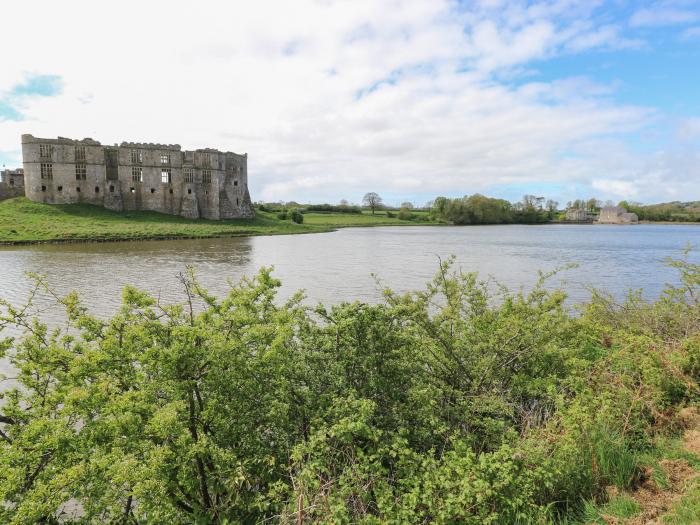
[401, 202, 414, 210]
[586, 198, 601, 211]
[339, 199, 349, 206]
[362, 192, 383, 215]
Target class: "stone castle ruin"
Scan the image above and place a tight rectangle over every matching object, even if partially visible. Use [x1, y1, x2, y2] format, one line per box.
[0, 168, 25, 201]
[597, 205, 638, 224]
[19, 134, 254, 220]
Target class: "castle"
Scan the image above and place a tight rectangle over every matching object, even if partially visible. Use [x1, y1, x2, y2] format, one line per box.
[597, 206, 638, 224]
[18, 134, 254, 220]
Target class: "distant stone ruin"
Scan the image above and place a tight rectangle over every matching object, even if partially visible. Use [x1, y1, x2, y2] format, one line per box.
[564, 208, 593, 222]
[597, 205, 638, 224]
[0, 168, 25, 202]
[20, 134, 254, 220]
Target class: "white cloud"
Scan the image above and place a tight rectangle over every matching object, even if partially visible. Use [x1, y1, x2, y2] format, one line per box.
[681, 26, 700, 39]
[630, 1, 700, 27]
[0, 0, 696, 206]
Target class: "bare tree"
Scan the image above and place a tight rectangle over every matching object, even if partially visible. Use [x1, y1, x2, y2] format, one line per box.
[401, 202, 414, 209]
[362, 192, 383, 215]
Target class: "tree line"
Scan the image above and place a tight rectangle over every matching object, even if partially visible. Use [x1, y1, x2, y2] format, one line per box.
[430, 194, 559, 224]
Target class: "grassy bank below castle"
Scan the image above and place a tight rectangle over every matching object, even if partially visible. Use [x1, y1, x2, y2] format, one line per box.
[0, 197, 431, 244]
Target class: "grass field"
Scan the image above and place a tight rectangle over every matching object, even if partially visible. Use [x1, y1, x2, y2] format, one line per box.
[301, 209, 431, 226]
[0, 198, 435, 244]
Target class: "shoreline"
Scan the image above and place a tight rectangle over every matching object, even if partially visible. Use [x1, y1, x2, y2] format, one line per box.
[2, 218, 698, 248]
[1, 196, 698, 247]
[3, 220, 699, 247]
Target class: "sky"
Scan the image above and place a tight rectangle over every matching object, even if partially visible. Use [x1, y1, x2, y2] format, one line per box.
[1, 0, 699, 207]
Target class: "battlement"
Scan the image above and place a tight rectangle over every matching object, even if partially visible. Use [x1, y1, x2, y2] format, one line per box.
[120, 142, 182, 150]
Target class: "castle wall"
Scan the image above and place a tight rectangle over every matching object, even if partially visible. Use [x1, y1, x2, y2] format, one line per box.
[0, 169, 25, 202]
[20, 134, 255, 220]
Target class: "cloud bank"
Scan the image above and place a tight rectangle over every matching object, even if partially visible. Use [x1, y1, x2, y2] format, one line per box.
[1, 0, 698, 205]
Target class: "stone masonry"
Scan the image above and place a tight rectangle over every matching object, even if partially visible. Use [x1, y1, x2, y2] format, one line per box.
[21, 134, 254, 220]
[0, 168, 25, 202]
[597, 205, 638, 224]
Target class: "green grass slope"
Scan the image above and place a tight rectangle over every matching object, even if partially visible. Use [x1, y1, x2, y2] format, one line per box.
[0, 198, 434, 244]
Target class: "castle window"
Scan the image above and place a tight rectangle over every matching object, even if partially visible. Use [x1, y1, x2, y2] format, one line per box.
[41, 185, 46, 192]
[234, 180, 238, 186]
[40, 163, 53, 180]
[57, 186, 63, 192]
[160, 153, 170, 165]
[130, 187, 135, 193]
[202, 153, 211, 168]
[184, 168, 194, 183]
[202, 170, 211, 184]
[9, 179, 14, 186]
[109, 185, 115, 192]
[150, 188, 155, 193]
[187, 188, 192, 194]
[95, 186, 100, 193]
[75, 145, 86, 162]
[161, 168, 171, 184]
[76, 187, 81, 192]
[40, 144, 53, 158]
[75, 164, 87, 181]
[236, 198, 239, 205]
[169, 188, 173, 194]
[130, 149, 143, 164]
[132, 166, 143, 182]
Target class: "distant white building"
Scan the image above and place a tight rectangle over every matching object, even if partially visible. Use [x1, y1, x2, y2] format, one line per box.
[598, 206, 638, 224]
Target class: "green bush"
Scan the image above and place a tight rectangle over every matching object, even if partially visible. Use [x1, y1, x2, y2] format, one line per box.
[1, 256, 699, 523]
[398, 207, 414, 220]
[290, 209, 304, 224]
[277, 210, 288, 220]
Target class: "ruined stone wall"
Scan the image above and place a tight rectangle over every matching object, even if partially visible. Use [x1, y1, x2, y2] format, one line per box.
[0, 169, 25, 202]
[22, 135, 106, 205]
[20, 134, 255, 220]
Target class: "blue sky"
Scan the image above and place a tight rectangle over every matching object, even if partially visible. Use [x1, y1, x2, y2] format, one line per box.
[1, 0, 700, 206]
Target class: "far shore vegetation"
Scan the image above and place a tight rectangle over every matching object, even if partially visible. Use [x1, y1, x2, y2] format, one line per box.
[1, 192, 699, 245]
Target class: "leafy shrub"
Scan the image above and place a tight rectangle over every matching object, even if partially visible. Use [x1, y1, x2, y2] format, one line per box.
[277, 211, 288, 220]
[290, 209, 304, 224]
[1, 256, 699, 523]
[398, 207, 414, 220]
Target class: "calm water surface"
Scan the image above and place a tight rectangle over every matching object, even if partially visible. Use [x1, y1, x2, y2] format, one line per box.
[1, 224, 699, 322]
